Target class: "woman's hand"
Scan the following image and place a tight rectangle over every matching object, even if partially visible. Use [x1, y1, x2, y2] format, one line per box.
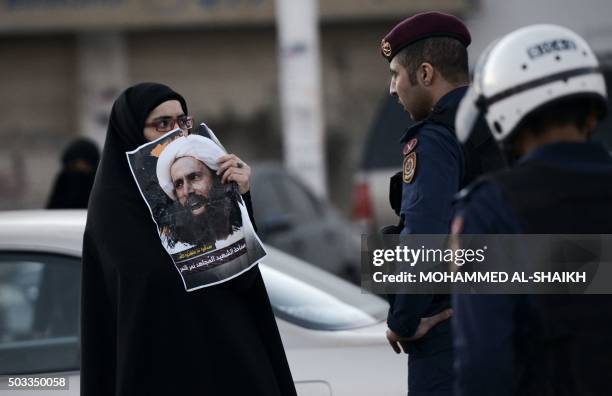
[217, 154, 251, 194]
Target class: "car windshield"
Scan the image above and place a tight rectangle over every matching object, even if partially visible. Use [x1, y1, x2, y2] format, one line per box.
[261, 248, 388, 330]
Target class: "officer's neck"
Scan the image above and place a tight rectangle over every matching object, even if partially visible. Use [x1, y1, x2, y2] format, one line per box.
[514, 124, 591, 157]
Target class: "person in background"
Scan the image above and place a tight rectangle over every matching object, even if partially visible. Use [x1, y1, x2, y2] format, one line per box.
[452, 24, 612, 395]
[37, 138, 100, 337]
[47, 138, 99, 209]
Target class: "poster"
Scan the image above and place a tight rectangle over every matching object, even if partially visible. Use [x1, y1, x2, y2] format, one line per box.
[126, 123, 266, 291]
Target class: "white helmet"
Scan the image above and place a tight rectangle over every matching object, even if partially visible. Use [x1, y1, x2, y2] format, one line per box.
[456, 24, 607, 143]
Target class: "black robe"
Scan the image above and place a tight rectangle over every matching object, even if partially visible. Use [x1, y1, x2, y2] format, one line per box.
[48, 138, 99, 209]
[47, 170, 96, 209]
[80, 83, 296, 396]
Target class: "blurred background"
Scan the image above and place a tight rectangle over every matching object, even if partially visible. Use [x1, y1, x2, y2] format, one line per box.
[1, 0, 612, 273]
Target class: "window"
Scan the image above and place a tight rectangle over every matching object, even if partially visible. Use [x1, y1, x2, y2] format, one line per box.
[361, 94, 414, 170]
[274, 173, 323, 222]
[0, 253, 80, 374]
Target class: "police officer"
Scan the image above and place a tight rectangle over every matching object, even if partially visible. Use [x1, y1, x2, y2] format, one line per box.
[379, 12, 503, 395]
[452, 24, 612, 395]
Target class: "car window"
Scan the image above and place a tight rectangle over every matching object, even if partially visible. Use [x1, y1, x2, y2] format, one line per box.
[261, 248, 388, 330]
[273, 173, 322, 221]
[250, 175, 287, 222]
[0, 253, 80, 374]
[251, 166, 323, 229]
[361, 94, 414, 170]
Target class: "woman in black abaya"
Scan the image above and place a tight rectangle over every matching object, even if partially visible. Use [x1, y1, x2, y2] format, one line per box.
[47, 138, 99, 209]
[81, 83, 296, 396]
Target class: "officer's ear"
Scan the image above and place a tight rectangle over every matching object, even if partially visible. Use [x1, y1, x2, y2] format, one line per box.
[583, 112, 598, 136]
[417, 62, 435, 87]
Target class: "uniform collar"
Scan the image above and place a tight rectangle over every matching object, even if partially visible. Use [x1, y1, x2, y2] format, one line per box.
[400, 121, 424, 143]
[519, 141, 612, 167]
[431, 85, 468, 115]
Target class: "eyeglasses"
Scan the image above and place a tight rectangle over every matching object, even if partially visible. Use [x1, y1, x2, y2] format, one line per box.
[144, 115, 194, 132]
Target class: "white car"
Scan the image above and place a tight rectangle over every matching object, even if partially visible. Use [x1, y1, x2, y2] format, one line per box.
[0, 210, 405, 396]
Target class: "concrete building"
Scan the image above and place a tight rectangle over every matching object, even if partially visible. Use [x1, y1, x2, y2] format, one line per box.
[0, 0, 469, 210]
[6, 0, 612, 214]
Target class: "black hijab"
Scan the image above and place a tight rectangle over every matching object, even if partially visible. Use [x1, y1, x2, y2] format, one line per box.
[108, 82, 188, 151]
[81, 83, 296, 396]
[92, 83, 187, 193]
[47, 138, 100, 209]
[61, 138, 100, 168]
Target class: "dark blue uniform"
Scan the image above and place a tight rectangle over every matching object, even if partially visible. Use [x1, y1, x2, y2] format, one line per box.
[388, 87, 466, 395]
[397, 86, 466, 234]
[452, 142, 612, 395]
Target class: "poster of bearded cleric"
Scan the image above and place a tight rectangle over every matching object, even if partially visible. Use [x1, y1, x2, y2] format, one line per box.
[126, 124, 266, 291]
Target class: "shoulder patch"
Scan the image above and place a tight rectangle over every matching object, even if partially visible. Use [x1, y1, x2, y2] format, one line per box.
[402, 138, 418, 155]
[403, 151, 417, 184]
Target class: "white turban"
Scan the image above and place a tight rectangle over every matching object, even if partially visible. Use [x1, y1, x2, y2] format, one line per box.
[156, 134, 226, 200]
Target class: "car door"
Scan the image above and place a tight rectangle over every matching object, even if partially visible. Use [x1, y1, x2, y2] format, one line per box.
[0, 252, 80, 395]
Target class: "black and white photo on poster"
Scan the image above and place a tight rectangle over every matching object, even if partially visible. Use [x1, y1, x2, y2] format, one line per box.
[126, 123, 266, 291]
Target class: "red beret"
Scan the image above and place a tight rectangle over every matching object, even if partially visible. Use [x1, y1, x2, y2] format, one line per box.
[381, 12, 471, 61]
